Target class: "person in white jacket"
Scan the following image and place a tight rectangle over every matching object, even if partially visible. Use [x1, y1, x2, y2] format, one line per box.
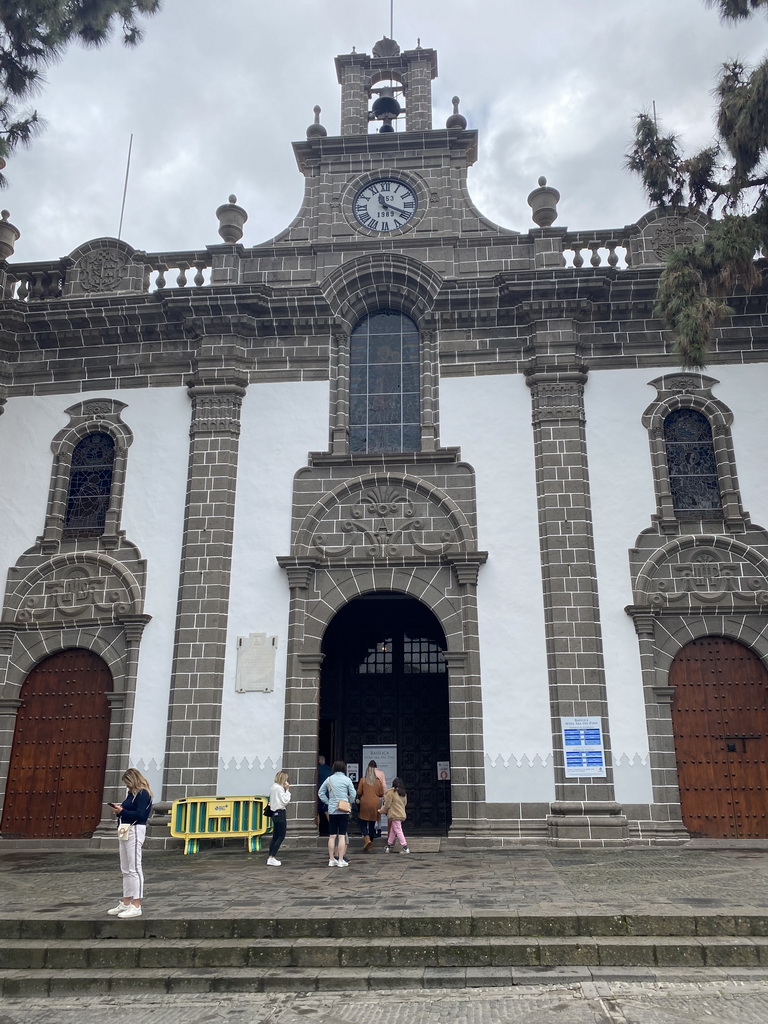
[267, 771, 291, 866]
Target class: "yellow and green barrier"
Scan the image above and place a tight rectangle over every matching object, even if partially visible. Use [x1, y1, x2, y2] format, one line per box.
[169, 795, 272, 854]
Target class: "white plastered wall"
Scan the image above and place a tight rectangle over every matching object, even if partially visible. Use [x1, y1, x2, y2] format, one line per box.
[585, 368, 656, 805]
[217, 380, 329, 796]
[440, 374, 554, 804]
[0, 388, 190, 797]
[587, 362, 768, 806]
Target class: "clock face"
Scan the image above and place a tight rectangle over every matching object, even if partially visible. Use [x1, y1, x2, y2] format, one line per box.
[353, 179, 418, 232]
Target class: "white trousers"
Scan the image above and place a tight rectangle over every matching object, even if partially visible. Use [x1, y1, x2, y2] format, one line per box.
[118, 824, 147, 899]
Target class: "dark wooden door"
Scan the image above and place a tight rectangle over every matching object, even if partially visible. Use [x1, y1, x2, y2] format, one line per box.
[1, 649, 112, 838]
[321, 593, 451, 832]
[670, 636, 768, 838]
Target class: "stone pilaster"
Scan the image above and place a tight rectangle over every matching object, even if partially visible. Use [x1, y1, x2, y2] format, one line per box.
[525, 327, 625, 844]
[163, 373, 247, 800]
[275, 558, 323, 839]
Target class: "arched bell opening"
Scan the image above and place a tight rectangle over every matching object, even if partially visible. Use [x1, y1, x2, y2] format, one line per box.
[319, 591, 451, 833]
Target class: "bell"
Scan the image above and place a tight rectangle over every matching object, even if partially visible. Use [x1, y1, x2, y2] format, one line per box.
[371, 94, 401, 119]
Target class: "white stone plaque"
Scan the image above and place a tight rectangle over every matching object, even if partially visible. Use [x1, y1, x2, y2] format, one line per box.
[235, 633, 277, 692]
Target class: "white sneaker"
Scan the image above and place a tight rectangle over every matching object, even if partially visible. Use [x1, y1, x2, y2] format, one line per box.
[336, 858, 349, 867]
[328, 858, 338, 866]
[107, 901, 131, 916]
[267, 856, 281, 866]
[117, 904, 142, 919]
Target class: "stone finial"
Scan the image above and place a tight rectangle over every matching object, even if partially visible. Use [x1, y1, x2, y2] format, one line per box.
[215, 195, 248, 244]
[0, 210, 20, 260]
[306, 105, 328, 139]
[446, 96, 467, 131]
[527, 176, 561, 228]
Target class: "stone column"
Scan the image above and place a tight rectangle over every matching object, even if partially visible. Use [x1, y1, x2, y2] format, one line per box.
[276, 559, 322, 841]
[403, 55, 434, 131]
[336, 57, 368, 136]
[446, 556, 488, 835]
[626, 607, 688, 840]
[163, 373, 247, 800]
[330, 329, 349, 455]
[525, 327, 627, 845]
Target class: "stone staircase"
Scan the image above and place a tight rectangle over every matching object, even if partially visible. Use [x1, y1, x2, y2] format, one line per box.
[2, 911, 767, 995]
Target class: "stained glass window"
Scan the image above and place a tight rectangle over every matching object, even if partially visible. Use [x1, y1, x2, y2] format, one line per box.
[664, 409, 722, 514]
[349, 310, 420, 453]
[64, 432, 115, 536]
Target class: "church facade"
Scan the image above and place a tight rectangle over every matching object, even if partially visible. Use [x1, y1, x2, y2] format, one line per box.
[1, 38, 767, 846]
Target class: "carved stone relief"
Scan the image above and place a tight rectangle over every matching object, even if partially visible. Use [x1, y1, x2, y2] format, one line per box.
[312, 483, 460, 559]
[77, 248, 129, 292]
[6, 555, 143, 625]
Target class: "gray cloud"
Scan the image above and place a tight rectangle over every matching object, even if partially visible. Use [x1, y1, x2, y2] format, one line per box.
[6, 0, 763, 262]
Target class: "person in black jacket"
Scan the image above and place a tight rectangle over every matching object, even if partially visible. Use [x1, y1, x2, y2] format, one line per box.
[106, 768, 153, 919]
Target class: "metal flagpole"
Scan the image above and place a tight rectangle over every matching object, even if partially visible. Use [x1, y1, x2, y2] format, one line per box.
[117, 133, 134, 241]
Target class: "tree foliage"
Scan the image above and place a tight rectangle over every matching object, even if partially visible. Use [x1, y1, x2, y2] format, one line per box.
[0, 1, 161, 187]
[627, 0, 768, 367]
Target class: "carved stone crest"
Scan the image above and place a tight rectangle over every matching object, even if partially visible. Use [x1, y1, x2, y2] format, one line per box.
[77, 248, 129, 292]
[649, 217, 698, 260]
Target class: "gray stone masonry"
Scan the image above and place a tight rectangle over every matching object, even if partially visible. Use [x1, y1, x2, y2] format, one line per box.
[525, 323, 623, 842]
[163, 372, 247, 800]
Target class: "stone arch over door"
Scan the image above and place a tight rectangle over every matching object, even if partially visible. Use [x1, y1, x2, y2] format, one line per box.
[277, 562, 487, 838]
[1, 649, 112, 838]
[669, 636, 768, 839]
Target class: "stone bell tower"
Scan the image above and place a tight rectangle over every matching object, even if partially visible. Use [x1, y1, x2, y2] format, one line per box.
[335, 37, 438, 135]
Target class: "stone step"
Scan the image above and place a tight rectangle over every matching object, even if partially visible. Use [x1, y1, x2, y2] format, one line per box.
[2, 912, 767, 940]
[3, 934, 768, 970]
[2, 962, 768, 997]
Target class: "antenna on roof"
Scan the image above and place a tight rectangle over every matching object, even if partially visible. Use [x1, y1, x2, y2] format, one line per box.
[390, 0, 394, 39]
[117, 133, 133, 242]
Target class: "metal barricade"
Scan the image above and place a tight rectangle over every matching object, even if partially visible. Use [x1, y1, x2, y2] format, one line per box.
[169, 795, 272, 854]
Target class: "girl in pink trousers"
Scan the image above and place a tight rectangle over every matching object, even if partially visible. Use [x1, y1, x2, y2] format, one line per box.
[382, 777, 409, 854]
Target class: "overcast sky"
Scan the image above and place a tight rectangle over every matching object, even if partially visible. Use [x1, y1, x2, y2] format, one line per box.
[6, 0, 766, 264]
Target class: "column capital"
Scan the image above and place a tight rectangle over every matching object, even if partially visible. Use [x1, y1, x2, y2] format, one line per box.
[276, 557, 319, 590]
[624, 605, 658, 637]
[187, 376, 247, 436]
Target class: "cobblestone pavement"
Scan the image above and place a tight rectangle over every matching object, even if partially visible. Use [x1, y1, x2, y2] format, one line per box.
[1, 842, 768, 919]
[2, 981, 768, 1024]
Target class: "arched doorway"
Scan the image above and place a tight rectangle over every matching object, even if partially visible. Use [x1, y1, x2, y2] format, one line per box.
[1, 649, 112, 838]
[320, 592, 451, 832]
[669, 636, 768, 838]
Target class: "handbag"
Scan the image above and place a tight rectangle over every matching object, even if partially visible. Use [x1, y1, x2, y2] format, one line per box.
[117, 823, 132, 840]
[264, 803, 274, 818]
[337, 799, 351, 813]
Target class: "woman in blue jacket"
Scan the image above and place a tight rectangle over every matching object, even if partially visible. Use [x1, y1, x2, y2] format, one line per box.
[317, 760, 357, 867]
[107, 768, 153, 918]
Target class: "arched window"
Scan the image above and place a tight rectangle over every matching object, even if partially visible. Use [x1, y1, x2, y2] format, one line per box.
[64, 432, 116, 537]
[664, 409, 721, 515]
[349, 310, 420, 453]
